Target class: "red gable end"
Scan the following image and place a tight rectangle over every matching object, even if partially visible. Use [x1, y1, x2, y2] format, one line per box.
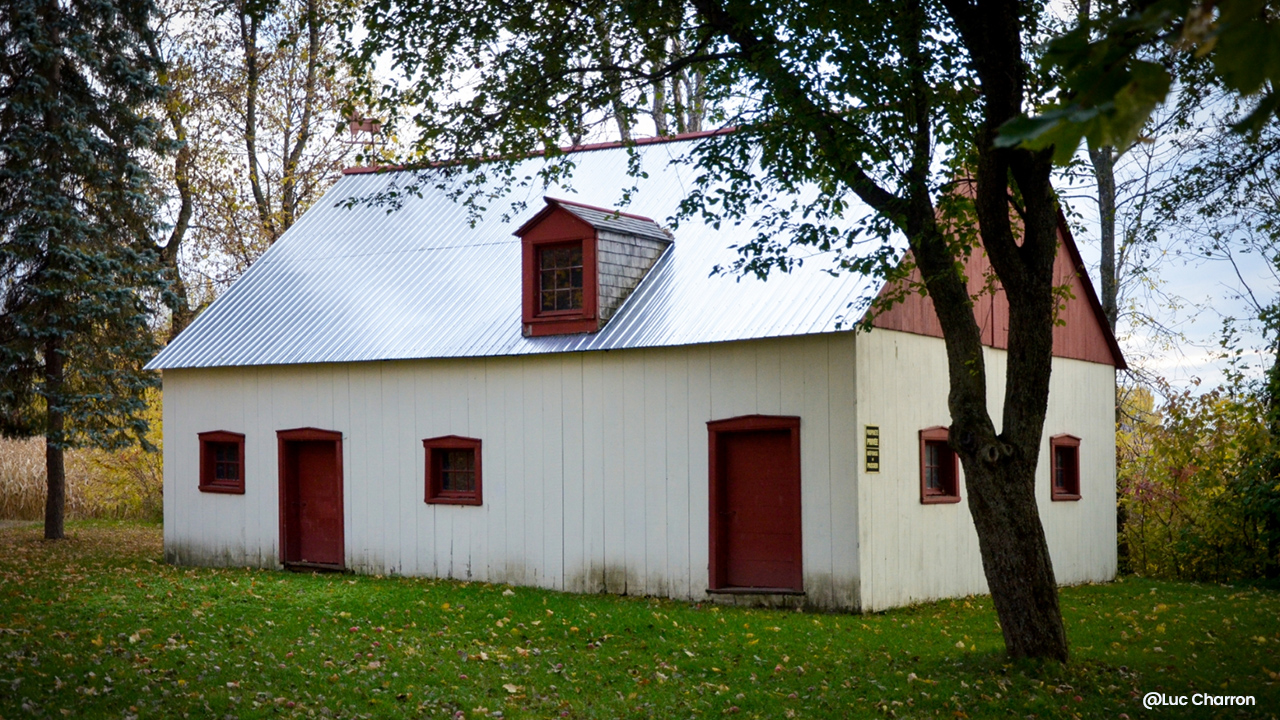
[871, 215, 1126, 369]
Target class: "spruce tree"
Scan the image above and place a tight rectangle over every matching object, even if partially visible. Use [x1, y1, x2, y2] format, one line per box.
[0, 0, 170, 538]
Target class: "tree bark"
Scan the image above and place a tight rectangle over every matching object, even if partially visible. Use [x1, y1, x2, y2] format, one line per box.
[280, 0, 321, 231]
[43, 337, 66, 540]
[239, 5, 277, 243]
[156, 77, 195, 341]
[1089, 145, 1118, 328]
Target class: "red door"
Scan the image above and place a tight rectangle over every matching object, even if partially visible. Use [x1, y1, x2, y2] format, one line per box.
[709, 416, 802, 591]
[278, 428, 344, 568]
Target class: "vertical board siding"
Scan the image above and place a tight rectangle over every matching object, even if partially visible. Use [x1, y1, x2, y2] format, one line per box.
[163, 333, 862, 609]
[855, 328, 1117, 612]
[165, 327, 1113, 612]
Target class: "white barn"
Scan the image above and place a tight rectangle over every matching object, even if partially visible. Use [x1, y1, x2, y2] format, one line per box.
[149, 133, 1123, 611]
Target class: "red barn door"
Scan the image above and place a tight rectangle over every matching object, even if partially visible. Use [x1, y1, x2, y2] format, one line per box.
[278, 428, 344, 568]
[708, 416, 802, 592]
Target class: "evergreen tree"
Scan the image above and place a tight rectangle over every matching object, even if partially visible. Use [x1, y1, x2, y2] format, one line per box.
[0, 0, 170, 539]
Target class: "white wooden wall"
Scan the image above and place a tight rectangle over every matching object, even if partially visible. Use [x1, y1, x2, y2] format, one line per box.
[854, 328, 1118, 611]
[162, 333, 862, 609]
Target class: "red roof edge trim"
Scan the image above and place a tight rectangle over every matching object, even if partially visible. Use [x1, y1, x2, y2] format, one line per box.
[512, 200, 591, 238]
[341, 127, 737, 175]
[544, 196, 656, 223]
[1055, 207, 1127, 370]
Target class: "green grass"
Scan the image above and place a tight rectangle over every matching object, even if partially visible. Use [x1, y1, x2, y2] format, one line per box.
[0, 522, 1276, 719]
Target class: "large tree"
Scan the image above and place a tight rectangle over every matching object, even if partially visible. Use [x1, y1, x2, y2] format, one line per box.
[346, 0, 1271, 659]
[0, 0, 170, 539]
[150, 0, 357, 339]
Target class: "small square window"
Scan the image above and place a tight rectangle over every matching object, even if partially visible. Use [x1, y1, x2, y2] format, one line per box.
[424, 436, 482, 505]
[199, 431, 245, 494]
[538, 244, 584, 313]
[919, 427, 960, 504]
[1050, 435, 1081, 501]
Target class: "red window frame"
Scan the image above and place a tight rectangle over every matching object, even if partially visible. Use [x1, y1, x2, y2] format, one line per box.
[198, 430, 245, 494]
[517, 206, 599, 336]
[423, 435, 482, 506]
[1050, 434, 1081, 501]
[919, 426, 960, 504]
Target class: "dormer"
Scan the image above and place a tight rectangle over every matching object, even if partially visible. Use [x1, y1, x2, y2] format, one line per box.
[515, 197, 672, 337]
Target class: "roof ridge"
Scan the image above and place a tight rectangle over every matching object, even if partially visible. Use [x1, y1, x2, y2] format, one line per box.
[341, 127, 737, 176]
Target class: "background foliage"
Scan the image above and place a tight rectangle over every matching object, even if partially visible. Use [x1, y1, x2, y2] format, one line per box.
[1119, 374, 1280, 582]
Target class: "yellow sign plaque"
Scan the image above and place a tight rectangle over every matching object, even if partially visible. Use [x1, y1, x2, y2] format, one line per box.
[865, 425, 880, 473]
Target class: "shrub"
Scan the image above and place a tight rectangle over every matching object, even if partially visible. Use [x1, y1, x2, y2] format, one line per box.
[1119, 383, 1279, 581]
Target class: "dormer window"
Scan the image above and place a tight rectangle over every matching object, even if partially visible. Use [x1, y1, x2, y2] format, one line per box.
[539, 244, 585, 312]
[515, 197, 672, 337]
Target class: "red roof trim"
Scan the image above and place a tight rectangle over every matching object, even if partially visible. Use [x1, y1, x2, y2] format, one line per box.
[512, 197, 656, 237]
[341, 128, 736, 175]
[545, 197, 656, 223]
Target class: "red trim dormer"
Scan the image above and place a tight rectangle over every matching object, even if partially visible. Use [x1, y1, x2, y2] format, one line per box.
[515, 197, 672, 337]
[516, 201, 601, 336]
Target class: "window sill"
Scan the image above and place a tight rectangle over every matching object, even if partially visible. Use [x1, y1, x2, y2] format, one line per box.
[1051, 493, 1081, 502]
[920, 494, 961, 504]
[199, 484, 245, 495]
[523, 315, 599, 337]
[426, 496, 483, 506]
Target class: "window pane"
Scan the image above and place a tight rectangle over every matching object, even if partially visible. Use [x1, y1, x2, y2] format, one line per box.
[440, 449, 476, 493]
[211, 442, 239, 483]
[1054, 445, 1077, 493]
[441, 449, 473, 472]
[538, 244, 584, 311]
[443, 471, 475, 492]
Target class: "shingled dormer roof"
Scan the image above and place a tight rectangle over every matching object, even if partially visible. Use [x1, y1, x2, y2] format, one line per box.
[515, 197, 672, 243]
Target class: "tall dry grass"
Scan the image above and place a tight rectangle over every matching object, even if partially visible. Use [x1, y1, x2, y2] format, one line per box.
[0, 438, 94, 520]
[0, 392, 163, 522]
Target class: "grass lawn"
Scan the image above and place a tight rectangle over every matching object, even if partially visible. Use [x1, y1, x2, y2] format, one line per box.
[0, 522, 1276, 719]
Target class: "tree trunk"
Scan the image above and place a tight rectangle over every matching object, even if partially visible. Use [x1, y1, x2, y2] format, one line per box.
[167, 272, 196, 342]
[239, 6, 277, 243]
[43, 338, 66, 540]
[1087, 144, 1127, 570]
[961, 431, 1068, 659]
[652, 75, 668, 136]
[1089, 145, 1117, 329]
[280, 0, 321, 231]
[1264, 334, 1280, 580]
[161, 115, 195, 341]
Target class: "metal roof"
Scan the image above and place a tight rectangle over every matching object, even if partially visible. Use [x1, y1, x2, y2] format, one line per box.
[148, 137, 898, 370]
